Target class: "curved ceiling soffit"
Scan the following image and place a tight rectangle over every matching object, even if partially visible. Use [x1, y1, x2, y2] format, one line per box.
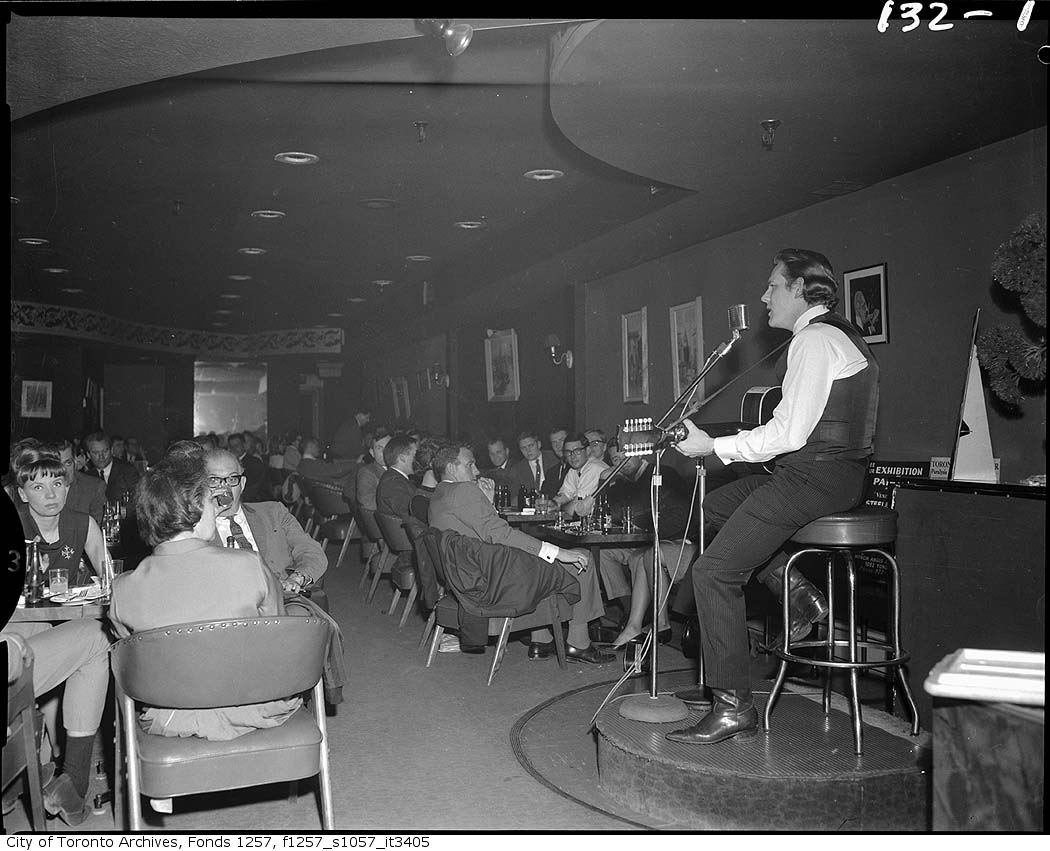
[548, 19, 1047, 195]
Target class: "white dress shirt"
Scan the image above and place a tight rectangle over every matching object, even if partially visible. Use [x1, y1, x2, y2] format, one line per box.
[713, 306, 868, 464]
[215, 509, 260, 551]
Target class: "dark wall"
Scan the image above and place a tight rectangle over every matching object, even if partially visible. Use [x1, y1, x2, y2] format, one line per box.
[580, 129, 1047, 484]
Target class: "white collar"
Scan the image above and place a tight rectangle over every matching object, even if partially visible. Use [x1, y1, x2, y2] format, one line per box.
[793, 305, 829, 334]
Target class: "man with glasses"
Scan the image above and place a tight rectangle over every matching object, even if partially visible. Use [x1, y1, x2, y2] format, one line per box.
[554, 432, 610, 518]
[584, 429, 610, 465]
[204, 449, 327, 594]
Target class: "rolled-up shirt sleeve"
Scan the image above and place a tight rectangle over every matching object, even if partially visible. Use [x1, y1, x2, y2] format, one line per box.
[713, 325, 865, 464]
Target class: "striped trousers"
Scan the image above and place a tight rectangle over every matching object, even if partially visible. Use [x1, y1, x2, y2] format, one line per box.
[692, 458, 868, 689]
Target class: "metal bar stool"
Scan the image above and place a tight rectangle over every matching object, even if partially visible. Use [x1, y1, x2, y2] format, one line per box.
[763, 506, 920, 754]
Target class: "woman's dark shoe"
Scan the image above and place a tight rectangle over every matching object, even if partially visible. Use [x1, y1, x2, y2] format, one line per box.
[459, 643, 486, 655]
[680, 616, 700, 659]
[527, 641, 555, 660]
[566, 644, 615, 665]
[43, 773, 88, 826]
[665, 689, 758, 745]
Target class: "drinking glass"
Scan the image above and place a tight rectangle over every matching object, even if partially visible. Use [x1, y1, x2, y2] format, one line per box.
[49, 567, 68, 596]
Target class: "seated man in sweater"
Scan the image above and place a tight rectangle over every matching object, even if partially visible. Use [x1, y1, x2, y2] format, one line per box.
[428, 442, 613, 665]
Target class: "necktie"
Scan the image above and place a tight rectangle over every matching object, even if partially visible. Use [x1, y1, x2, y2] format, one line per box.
[534, 459, 543, 488]
[226, 517, 254, 551]
[98, 468, 106, 482]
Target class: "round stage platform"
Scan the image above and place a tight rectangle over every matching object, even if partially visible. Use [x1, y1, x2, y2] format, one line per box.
[513, 668, 931, 831]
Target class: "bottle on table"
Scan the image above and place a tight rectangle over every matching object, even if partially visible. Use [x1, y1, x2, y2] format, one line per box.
[25, 539, 45, 606]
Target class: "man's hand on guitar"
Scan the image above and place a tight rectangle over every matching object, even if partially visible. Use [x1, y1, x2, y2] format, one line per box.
[675, 419, 715, 458]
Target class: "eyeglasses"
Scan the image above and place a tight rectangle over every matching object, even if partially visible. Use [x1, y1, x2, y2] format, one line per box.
[566, 447, 588, 455]
[207, 474, 244, 488]
[589, 439, 607, 445]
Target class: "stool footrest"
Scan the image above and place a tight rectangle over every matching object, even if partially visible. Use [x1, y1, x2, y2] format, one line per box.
[775, 644, 911, 671]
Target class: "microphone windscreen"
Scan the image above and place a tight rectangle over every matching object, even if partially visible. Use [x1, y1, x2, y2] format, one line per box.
[728, 304, 749, 332]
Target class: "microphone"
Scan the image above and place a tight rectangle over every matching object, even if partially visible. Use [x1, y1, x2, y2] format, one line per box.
[728, 303, 749, 333]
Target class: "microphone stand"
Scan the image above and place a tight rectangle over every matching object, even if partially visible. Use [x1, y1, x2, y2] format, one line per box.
[616, 323, 746, 723]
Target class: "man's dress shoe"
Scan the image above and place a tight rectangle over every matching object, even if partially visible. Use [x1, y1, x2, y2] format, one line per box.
[665, 689, 758, 745]
[565, 644, 615, 665]
[460, 643, 486, 655]
[528, 641, 556, 660]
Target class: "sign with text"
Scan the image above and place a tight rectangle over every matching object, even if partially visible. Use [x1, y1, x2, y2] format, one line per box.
[864, 459, 932, 509]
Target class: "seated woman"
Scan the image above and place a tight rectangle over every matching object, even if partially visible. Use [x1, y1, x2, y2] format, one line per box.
[108, 455, 300, 741]
[14, 445, 107, 586]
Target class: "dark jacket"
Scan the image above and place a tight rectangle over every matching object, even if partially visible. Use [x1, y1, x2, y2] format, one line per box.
[66, 470, 106, 525]
[88, 457, 140, 502]
[375, 467, 418, 520]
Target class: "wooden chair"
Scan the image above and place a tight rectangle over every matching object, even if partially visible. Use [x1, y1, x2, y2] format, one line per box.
[2, 634, 47, 831]
[374, 512, 419, 629]
[111, 616, 334, 830]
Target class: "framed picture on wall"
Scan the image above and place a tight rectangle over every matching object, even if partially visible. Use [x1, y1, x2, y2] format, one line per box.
[669, 297, 704, 400]
[622, 307, 649, 403]
[843, 263, 889, 344]
[485, 329, 520, 402]
[21, 380, 52, 418]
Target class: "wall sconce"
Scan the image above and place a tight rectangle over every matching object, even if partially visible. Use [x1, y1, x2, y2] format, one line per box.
[419, 19, 474, 57]
[545, 334, 574, 369]
[760, 119, 781, 151]
[431, 362, 450, 388]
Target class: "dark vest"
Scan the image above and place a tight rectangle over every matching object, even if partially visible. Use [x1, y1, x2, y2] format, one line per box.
[775, 311, 879, 465]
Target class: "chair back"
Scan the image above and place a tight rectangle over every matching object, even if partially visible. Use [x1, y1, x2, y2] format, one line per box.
[309, 480, 351, 517]
[112, 616, 328, 709]
[410, 493, 430, 524]
[421, 527, 450, 586]
[374, 512, 413, 553]
[353, 503, 383, 544]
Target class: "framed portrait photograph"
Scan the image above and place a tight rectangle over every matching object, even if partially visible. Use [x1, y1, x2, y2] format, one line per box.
[669, 297, 704, 400]
[21, 380, 52, 418]
[843, 263, 889, 344]
[622, 307, 649, 403]
[485, 329, 521, 402]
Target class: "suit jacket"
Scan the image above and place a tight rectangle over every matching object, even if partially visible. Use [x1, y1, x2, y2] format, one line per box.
[239, 453, 270, 503]
[212, 501, 328, 584]
[428, 480, 543, 557]
[508, 450, 558, 503]
[330, 418, 363, 460]
[88, 457, 140, 502]
[375, 468, 418, 520]
[540, 461, 570, 499]
[66, 471, 106, 525]
[352, 462, 384, 511]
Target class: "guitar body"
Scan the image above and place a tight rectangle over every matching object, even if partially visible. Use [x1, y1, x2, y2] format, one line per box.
[739, 386, 782, 427]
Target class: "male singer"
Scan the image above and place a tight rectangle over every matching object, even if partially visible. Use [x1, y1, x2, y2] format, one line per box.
[668, 248, 878, 745]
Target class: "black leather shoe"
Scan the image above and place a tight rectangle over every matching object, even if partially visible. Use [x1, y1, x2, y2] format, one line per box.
[665, 689, 758, 745]
[460, 643, 486, 655]
[566, 643, 615, 665]
[528, 641, 555, 660]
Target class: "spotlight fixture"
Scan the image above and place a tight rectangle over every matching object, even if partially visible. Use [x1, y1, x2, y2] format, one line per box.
[454, 220, 486, 230]
[212, 322, 229, 328]
[237, 247, 267, 255]
[523, 169, 565, 181]
[60, 287, 84, 294]
[219, 293, 242, 300]
[42, 267, 69, 274]
[274, 151, 319, 165]
[545, 334, 574, 369]
[406, 255, 432, 263]
[215, 309, 233, 315]
[251, 210, 286, 219]
[18, 237, 49, 246]
[420, 18, 474, 57]
[228, 275, 252, 281]
[431, 362, 451, 388]
[348, 297, 366, 303]
[360, 198, 399, 210]
[760, 119, 782, 151]
[327, 312, 344, 318]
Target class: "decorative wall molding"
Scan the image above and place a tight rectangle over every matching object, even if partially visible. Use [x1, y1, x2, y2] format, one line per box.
[11, 301, 344, 358]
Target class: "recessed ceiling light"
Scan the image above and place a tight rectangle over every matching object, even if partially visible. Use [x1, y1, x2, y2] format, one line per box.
[360, 198, 399, 210]
[250, 210, 286, 219]
[348, 297, 366, 303]
[274, 151, 319, 165]
[406, 255, 432, 262]
[219, 293, 242, 300]
[327, 312, 344, 318]
[215, 309, 233, 315]
[42, 267, 69, 274]
[10, 195, 20, 204]
[18, 237, 49, 246]
[60, 287, 84, 294]
[227, 274, 252, 281]
[523, 168, 565, 181]
[237, 247, 267, 255]
[212, 321, 229, 328]
[454, 221, 486, 230]
[372, 280, 393, 288]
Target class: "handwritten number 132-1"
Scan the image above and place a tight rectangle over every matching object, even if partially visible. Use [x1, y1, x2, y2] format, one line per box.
[878, 1, 1035, 32]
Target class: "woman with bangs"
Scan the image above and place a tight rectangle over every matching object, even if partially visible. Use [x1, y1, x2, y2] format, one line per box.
[14, 445, 107, 583]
